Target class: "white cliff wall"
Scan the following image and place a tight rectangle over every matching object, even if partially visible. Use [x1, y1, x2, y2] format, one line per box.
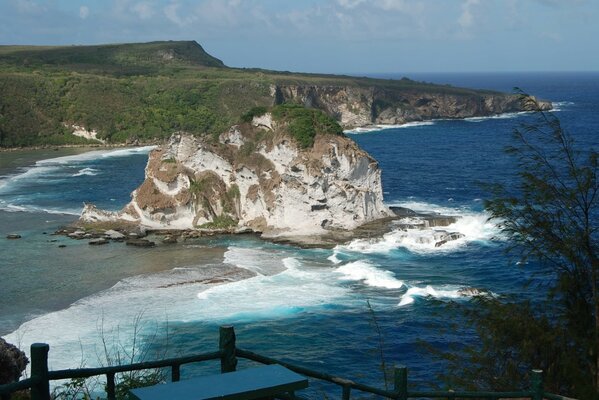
[81, 115, 391, 236]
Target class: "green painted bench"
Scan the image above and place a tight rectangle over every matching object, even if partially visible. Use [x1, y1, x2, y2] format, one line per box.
[129, 364, 309, 400]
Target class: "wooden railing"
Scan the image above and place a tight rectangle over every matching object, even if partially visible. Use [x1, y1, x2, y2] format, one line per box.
[0, 326, 577, 400]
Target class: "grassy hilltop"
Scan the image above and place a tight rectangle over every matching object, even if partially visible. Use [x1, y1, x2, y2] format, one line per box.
[0, 40, 503, 148]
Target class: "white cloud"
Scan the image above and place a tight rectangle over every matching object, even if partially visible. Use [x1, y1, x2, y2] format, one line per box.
[132, 2, 154, 19]
[377, 0, 411, 12]
[458, 0, 479, 29]
[193, 0, 243, 26]
[539, 31, 563, 42]
[14, 0, 45, 14]
[163, 1, 195, 26]
[79, 5, 90, 19]
[336, 0, 417, 13]
[336, 0, 367, 8]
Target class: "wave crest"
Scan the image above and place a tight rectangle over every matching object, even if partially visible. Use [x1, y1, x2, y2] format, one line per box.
[398, 285, 488, 307]
[335, 261, 404, 289]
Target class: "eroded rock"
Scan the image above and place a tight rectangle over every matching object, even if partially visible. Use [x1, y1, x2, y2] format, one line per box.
[81, 119, 391, 238]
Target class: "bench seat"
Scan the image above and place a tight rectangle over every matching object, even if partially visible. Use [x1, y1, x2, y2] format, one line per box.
[129, 364, 309, 400]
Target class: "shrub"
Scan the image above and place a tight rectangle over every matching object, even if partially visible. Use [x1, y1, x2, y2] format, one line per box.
[200, 215, 238, 229]
[240, 106, 268, 123]
[271, 103, 343, 148]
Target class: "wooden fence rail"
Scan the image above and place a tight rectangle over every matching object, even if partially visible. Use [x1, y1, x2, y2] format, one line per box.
[0, 326, 576, 400]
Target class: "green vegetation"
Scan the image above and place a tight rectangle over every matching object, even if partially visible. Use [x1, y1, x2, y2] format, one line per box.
[189, 177, 207, 194]
[271, 103, 343, 147]
[51, 313, 168, 400]
[200, 215, 238, 229]
[240, 106, 268, 123]
[227, 184, 240, 199]
[0, 40, 504, 148]
[435, 99, 599, 399]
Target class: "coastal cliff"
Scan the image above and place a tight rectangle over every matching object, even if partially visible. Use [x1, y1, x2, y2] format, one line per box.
[81, 108, 391, 237]
[273, 84, 552, 128]
[0, 41, 552, 148]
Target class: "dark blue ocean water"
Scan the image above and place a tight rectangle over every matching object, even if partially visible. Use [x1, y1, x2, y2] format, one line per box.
[1, 72, 597, 396]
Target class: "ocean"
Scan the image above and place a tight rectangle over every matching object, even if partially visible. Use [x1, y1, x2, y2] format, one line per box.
[0, 72, 597, 395]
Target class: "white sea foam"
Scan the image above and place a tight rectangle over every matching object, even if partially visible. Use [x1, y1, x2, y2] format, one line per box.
[36, 146, 155, 166]
[0, 147, 154, 214]
[0, 166, 61, 191]
[464, 111, 530, 123]
[345, 109, 533, 134]
[344, 121, 435, 134]
[397, 284, 484, 307]
[335, 261, 404, 289]
[5, 247, 349, 371]
[327, 251, 343, 264]
[0, 202, 81, 215]
[337, 201, 501, 255]
[1, 147, 153, 191]
[223, 247, 288, 276]
[551, 101, 574, 112]
[196, 255, 348, 320]
[72, 168, 99, 177]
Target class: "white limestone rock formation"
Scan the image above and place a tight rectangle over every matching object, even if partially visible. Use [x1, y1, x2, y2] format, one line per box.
[81, 113, 391, 237]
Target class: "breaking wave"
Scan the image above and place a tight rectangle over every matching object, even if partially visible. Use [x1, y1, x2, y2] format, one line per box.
[335, 261, 404, 289]
[552, 101, 574, 112]
[337, 203, 499, 255]
[0, 202, 81, 216]
[72, 168, 99, 177]
[464, 111, 530, 123]
[345, 121, 435, 134]
[398, 285, 489, 306]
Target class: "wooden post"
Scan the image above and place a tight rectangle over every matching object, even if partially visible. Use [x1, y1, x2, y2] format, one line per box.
[394, 366, 407, 400]
[341, 384, 351, 400]
[106, 372, 116, 400]
[530, 369, 543, 400]
[30, 343, 50, 400]
[219, 326, 237, 373]
[172, 364, 181, 382]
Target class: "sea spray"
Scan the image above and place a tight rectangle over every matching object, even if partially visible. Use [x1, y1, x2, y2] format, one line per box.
[398, 285, 486, 307]
[336, 202, 502, 255]
[335, 261, 404, 289]
[72, 168, 100, 177]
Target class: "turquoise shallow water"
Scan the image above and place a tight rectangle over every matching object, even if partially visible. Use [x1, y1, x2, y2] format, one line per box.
[0, 72, 597, 395]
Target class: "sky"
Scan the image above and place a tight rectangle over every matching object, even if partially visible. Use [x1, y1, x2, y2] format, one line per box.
[0, 0, 598, 74]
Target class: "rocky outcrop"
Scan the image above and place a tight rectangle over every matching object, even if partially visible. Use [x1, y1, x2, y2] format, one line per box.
[81, 115, 391, 237]
[0, 338, 28, 384]
[272, 84, 552, 129]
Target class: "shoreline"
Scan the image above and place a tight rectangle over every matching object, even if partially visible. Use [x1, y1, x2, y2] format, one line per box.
[0, 140, 160, 153]
[0, 102, 553, 152]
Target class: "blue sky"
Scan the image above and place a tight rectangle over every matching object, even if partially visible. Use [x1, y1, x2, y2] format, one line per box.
[0, 0, 597, 73]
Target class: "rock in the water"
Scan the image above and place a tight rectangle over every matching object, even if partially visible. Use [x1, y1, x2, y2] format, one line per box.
[6, 234, 21, 239]
[58, 244, 67, 248]
[126, 238, 156, 247]
[434, 232, 465, 247]
[81, 119, 391, 237]
[104, 229, 126, 241]
[89, 238, 109, 245]
[68, 230, 86, 239]
[162, 235, 178, 244]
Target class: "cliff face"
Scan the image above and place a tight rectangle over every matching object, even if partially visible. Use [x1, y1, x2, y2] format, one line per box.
[273, 85, 552, 128]
[81, 114, 391, 236]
